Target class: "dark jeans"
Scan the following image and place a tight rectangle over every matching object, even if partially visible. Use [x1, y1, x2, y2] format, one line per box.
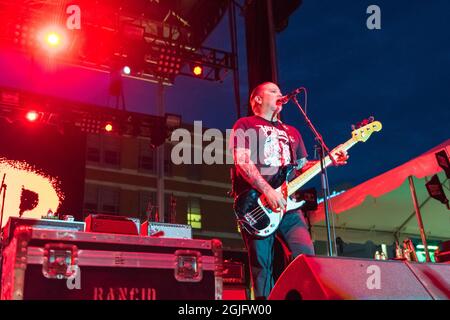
[241, 209, 315, 299]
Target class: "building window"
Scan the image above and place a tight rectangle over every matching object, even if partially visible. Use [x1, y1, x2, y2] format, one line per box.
[83, 184, 120, 215]
[138, 138, 156, 173]
[86, 134, 121, 167]
[86, 135, 101, 164]
[187, 198, 201, 229]
[103, 150, 119, 165]
[102, 135, 121, 168]
[99, 187, 120, 214]
[83, 184, 99, 215]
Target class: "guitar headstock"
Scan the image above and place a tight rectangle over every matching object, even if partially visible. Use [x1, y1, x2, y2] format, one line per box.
[351, 117, 382, 142]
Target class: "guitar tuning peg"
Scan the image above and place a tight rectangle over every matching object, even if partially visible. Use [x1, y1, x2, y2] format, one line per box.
[351, 124, 356, 131]
[368, 116, 375, 123]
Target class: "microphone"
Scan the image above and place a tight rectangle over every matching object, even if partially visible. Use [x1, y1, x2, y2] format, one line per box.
[277, 87, 303, 105]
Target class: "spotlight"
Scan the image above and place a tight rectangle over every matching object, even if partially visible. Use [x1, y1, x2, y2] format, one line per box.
[122, 66, 131, 75]
[105, 123, 113, 132]
[193, 65, 203, 76]
[46, 32, 60, 46]
[26, 110, 39, 122]
[38, 26, 67, 53]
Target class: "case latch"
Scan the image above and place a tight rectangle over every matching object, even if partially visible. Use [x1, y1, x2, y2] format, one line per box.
[174, 250, 202, 282]
[42, 243, 78, 279]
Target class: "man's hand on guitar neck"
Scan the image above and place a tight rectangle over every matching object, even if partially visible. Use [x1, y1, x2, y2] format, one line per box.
[296, 146, 350, 174]
[330, 146, 349, 166]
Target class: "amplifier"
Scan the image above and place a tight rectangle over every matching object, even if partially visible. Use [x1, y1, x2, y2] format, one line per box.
[84, 214, 140, 235]
[1, 217, 85, 246]
[141, 221, 192, 239]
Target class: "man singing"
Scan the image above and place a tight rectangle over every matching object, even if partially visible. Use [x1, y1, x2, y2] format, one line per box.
[229, 82, 349, 299]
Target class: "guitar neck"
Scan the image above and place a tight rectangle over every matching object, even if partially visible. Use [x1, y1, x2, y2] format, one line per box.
[287, 138, 357, 196]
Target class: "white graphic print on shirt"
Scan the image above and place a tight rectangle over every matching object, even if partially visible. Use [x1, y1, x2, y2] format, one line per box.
[257, 125, 291, 166]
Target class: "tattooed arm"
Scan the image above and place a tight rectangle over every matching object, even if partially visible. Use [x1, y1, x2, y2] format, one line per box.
[234, 148, 286, 211]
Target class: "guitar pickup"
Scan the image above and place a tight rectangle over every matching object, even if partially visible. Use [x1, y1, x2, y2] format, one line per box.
[244, 213, 257, 226]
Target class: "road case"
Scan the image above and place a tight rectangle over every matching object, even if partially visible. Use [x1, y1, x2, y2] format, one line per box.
[1, 225, 223, 300]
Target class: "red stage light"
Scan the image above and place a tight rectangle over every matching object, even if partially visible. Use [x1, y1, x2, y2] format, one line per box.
[26, 111, 39, 122]
[37, 26, 67, 53]
[193, 65, 203, 76]
[105, 123, 113, 132]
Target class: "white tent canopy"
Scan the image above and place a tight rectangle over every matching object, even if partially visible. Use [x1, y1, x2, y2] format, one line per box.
[310, 139, 450, 245]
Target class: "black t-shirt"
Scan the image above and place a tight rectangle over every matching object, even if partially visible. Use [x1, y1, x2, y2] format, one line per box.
[229, 115, 308, 194]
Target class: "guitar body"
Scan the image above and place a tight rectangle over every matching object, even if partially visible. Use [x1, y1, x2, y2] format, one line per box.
[233, 165, 305, 237]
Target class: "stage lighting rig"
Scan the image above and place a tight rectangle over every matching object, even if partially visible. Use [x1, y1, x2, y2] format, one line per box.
[0, 0, 235, 84]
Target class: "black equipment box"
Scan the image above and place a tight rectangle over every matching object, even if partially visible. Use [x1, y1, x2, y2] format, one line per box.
[1, 226, 223, 300]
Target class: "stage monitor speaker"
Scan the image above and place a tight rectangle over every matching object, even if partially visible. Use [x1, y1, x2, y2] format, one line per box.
[268, 254, 442, 300]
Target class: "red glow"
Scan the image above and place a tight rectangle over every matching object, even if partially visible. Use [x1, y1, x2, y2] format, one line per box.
[105, 123, 113, 132]
[193, 65, 203, 76]
[26, 111, 39, 122]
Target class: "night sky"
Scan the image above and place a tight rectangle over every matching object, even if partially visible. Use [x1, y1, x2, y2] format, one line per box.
[0, 0, 449, 191]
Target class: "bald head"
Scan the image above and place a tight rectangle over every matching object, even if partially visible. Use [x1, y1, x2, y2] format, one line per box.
[249, 82, 282, 115]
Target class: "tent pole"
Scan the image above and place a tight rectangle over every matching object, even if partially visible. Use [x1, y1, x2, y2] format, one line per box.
[394, 195, 433, 238]
[408, 176, 431, 262]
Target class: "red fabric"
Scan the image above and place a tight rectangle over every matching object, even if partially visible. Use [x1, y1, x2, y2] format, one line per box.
[310, 139, 450, 224]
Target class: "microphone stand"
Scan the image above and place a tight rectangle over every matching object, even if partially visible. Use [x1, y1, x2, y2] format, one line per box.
[292, 96, 338, 257]
[0, 173, 6, 238]
[0, 173, 7, 289]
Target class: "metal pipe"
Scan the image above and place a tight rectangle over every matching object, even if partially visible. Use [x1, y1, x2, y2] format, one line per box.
[266, 0, 279, 83]
[408, 176, 431, 262]
[228, 0, 242, 119]
[395, 195, 433, 237]
[156, 82, 165, 222]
